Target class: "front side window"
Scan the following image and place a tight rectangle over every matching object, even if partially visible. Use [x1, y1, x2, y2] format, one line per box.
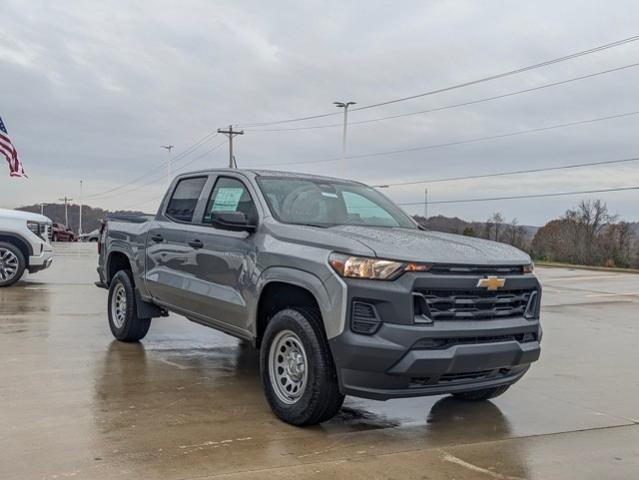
[257, 176, 417, 229]
[203, 177, 258, 225]
[165, 176, 207, 222]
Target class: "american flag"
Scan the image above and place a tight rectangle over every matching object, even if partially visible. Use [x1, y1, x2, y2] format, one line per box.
[0, 116, 27, 178]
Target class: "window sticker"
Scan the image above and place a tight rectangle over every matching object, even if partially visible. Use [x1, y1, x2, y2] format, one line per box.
[212, 187, 244, 212]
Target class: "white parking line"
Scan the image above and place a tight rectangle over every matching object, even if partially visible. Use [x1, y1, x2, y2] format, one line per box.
[586, 292, 639, 298]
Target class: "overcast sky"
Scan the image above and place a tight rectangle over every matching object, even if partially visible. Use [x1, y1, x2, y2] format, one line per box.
[2, 0, 638, 225]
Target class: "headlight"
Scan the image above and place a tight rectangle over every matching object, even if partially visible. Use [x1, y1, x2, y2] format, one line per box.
[522, 263, 534, 274]
[27, 221, 40, 236]
[328, 253, 430, 280]
[27, 221, 46, 240]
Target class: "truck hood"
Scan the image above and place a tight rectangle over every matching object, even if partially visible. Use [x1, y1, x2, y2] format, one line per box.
[328, 226, 531, 265]
[0, 208, 51, 223]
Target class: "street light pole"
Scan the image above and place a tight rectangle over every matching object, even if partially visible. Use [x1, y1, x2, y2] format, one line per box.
[79, 180, 83, 235]
[334, 101, 356, 177]
[424, 188, 428, 221]
[161, 145, 174, 187]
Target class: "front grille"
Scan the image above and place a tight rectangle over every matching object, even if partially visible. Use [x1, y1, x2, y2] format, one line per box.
[412, 332, 537, 350]
[428, 265, 524, 275]
[417, 288, 535, 320]
[409, 368, 513, 387]
[439, 370, 493, 382]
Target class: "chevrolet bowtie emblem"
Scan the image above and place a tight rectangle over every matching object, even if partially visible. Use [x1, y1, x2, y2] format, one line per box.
[477, 276, 506, 290]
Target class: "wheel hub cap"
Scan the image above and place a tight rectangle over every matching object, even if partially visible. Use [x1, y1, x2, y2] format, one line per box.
[269, 330, 308, 404]
[111, 283, 127, 329]
[0, 248, 19, 282]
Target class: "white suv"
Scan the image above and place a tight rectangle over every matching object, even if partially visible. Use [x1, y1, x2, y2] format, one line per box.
[0, 208, 54, 287]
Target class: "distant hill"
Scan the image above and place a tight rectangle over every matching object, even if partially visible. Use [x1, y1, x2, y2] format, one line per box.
[413, 214, 538, 243]
[17, 203, 146, 234]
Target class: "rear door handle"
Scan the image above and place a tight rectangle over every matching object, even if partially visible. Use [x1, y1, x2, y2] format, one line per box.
[189, 239, 203, 249]
[151, 233, 164, 243]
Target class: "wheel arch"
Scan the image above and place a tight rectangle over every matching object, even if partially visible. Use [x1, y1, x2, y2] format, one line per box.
[0, 234, 32, 267]
[254, 267, 340, 348]
[106, 250, 133, 284]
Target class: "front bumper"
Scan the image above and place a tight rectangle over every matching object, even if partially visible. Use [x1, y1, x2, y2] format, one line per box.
[28, 243, 54, 273]
[328, 272, 542, 400]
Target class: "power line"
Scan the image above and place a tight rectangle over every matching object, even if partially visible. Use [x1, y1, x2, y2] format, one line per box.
[83, 132, 219, 199]
[373, 155, 639, 188]
[245, 62, 639, 132]
[257, 110, 639, 168]
[397, 186, 639, 206]
[352, 35, 639, 112]
[235, 35, 639, 128]
[95, 139, 229, 210]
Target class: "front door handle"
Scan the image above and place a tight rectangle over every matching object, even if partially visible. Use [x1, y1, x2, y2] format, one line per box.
[151, 233, 164, 243]
[189, 239, 204, 249]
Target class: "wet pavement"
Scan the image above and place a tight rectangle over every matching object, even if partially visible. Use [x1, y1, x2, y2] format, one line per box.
[1, 243, 638, 479]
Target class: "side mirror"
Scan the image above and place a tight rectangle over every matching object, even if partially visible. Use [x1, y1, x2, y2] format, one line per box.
[212, 211, 256, 232]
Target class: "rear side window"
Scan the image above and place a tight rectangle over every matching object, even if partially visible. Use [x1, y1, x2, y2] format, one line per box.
[165, 176, 207, 222]
[203, 177, 258, 225]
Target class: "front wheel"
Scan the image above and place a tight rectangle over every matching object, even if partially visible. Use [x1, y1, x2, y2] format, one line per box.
[0, 242, 26, 287]
[260, 308, 344, 426]
[108, 270, 151, 342]
[452, 385, 511, 401]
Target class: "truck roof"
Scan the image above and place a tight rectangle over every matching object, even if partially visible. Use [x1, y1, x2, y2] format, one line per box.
[176, 168, 363, 185]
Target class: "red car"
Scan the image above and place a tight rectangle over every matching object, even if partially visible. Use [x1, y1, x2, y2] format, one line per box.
[51, 223, 78, 242]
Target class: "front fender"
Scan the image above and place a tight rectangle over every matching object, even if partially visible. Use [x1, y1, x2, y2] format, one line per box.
[254, 266, 347, 339]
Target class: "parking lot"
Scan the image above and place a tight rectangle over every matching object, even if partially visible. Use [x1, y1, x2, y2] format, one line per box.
[1, 242, 638, 479]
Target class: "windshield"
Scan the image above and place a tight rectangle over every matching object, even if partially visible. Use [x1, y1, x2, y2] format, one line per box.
[257, 176, 418, 229]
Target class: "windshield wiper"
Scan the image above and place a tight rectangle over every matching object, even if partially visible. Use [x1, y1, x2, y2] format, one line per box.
[296, 222, 330, 228]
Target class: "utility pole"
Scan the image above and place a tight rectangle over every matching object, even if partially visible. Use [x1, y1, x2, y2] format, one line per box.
[79, 180, 83, 235]
[334, 101, 356, 177]
[161, 145, 174, 187]
[217, 125, 244, 168]
[424, 188, 428, 221]
[40, 203, 44, 215]
[58, 196, 73, 226]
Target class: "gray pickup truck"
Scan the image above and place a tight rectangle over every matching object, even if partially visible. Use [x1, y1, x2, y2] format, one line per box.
[97, 169, 541, 425]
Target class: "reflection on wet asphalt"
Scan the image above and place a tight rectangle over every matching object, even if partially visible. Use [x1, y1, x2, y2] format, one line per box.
[1, 243, 638, 479]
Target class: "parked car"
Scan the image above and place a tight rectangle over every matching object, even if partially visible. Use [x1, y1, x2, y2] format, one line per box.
[0, 208, 54, 287]
[97, 169, 542, 425]
[52, 223, 77, 242]
[80, 229, 100, 242]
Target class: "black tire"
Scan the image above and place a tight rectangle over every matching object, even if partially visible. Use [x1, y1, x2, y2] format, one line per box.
[107, 270, 151, 342]
[452, 384, 511, 401]
[0, 241, 26, 287]
[260, 308, 344, 426]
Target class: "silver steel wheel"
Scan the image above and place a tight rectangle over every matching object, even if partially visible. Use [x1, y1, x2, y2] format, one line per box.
[269, 330, 308, 405]
[111, 283, 127, 329]
[0, 248, 20, 283]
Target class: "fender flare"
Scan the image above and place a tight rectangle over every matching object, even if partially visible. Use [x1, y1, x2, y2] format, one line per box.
[254, 266, 345, 339]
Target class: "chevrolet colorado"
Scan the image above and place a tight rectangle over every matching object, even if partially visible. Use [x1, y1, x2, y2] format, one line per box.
[97, 169, 541, 425]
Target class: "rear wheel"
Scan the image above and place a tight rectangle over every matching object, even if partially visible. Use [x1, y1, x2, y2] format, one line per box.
[108, 270, 151, 342]
[260, 308, 344, 426]
[0, 242, 26, 287]
[452, 385, 510, 401]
